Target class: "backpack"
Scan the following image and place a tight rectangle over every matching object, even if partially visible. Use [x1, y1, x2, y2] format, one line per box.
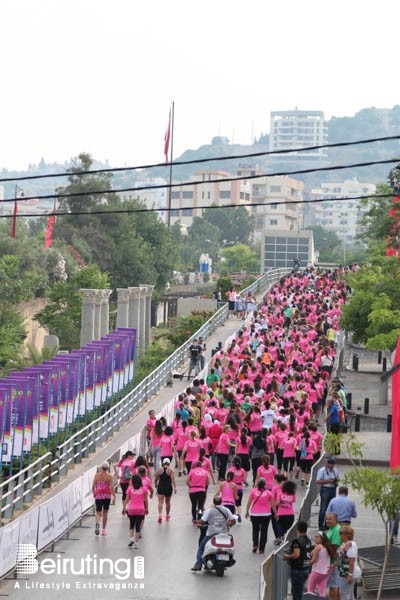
[300, 439, 307, 459]
[122, 464, 132, 480]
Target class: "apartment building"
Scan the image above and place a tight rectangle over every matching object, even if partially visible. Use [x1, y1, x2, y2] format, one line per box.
[308, 178, 376, 241]
[168, 169, 251, 231]
[269, 109, 328, 158]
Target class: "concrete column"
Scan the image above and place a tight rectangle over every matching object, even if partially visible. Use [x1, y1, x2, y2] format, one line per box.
[94, 290, 103, 340]
[144, 285, 154, 349]
[138, 286, 148, 356]
[128, 286, 141, 331]
[80, 289, 96, 347]
[116, 288, 130, 328]
[100, 289, 112, 337]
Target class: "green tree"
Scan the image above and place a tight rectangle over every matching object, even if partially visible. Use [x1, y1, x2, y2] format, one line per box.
[341, 259, 400, 350]
[54, 154, 177, 295]
[216, 243, 259, 275]
[358, 184, 395, 246]
[34, 265, 110, 351]
[201, 205, 255, 246]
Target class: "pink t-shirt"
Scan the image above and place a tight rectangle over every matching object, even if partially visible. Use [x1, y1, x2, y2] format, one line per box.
[248, 488, 274, 516]
[118, 458, 136, 483]
[160, 434, 175, 458]
[183, 439, 202, 462]
[217, 433, 231, 455]
[227, 466, 246, 489]
[175, 428, 189, 451]
[187, 467, 209, 492]
[125, 486, 148, 515]
[276, 489, 296, 516]
[256, 464, 277, 490]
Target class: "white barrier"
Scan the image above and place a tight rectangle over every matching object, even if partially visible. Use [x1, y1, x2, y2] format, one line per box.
[0, 520, 20, 577]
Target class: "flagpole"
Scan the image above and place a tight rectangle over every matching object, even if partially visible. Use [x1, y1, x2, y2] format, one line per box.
[167, 101, 174, 228]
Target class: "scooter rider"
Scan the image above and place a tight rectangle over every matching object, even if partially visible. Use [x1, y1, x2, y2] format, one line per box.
[191, 494, 236, 572]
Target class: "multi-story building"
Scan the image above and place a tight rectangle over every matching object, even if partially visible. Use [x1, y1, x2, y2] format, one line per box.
[308, 178, 376, 242]
[169, 169, 251, 231]
[269, 109, 328, 158]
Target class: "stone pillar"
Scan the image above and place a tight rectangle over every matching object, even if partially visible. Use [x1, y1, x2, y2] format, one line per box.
[80, 289, 96, 347]
[138, 286, 148, 356]
[144, 285, 154, 349]
[116, 288, 130, 328]
[100, 289, 112, 337]
[94, 290, 103, 340]
[128, 286, 141, 330]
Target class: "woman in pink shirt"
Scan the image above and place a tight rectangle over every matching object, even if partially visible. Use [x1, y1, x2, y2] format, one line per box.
[182, 430, 202, 473]
[186, 461, 209, 522]
[160, 426, 175, 463]
[175, 420, 189, 476]
[245, 478, 276, 554]
[227, 455, 248, 522]
[255, 454, 277, 491]
[235, 428, 251, 472]
[216, 424, 235, 481]
[282, 432, 297, 479]
[218, 471, 238, 514]
[122, 474, 148, 549]
[275, 480, 296, 543]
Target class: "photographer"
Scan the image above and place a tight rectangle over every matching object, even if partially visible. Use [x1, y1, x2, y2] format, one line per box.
[316, 457, 340, 530]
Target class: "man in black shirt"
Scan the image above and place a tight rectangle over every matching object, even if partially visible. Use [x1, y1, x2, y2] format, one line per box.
[283, 520, 312, 600]
[188, 339, 203, 380]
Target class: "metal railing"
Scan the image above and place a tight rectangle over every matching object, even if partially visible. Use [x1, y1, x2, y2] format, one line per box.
[1, 268, 288, 523]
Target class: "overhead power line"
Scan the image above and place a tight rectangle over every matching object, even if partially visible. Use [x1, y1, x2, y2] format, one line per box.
[0, 192, 395, 221]
[0, 134, 399, 184]
[0, 157, 399, 209]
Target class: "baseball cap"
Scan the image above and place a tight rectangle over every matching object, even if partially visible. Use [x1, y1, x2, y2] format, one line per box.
[162, 458, 170, 465]
[327, 457, 336, 464]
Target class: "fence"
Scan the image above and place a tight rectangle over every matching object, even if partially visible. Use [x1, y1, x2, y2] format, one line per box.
[0, 268, 288, 580]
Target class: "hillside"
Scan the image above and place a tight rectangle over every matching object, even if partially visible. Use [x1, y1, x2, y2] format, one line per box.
[2, 106, 400, 202]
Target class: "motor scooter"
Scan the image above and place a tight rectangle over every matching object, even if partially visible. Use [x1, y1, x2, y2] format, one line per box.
[201, 532, 236, 577]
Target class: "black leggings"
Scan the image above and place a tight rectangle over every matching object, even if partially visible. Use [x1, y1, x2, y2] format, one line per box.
[189, 491, 206, 521]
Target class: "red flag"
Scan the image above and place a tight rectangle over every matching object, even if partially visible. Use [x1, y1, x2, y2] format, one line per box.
[10, 200, 18, 238]
[45, 209, 55, 248]
[164, 109, 171, 163]
[390, 336, 400, 470]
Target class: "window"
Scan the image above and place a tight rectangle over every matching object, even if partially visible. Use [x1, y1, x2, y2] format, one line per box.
[182, 191, 193, 199]
[220, 191, 231, 199]
[171, 191, 180, 199]
[269, 219, 278, 226]
[208, 192, 211, 199]
[182, 208, 193, 216]
[270, 185, 281, 193]
[170, 209, 179, 217]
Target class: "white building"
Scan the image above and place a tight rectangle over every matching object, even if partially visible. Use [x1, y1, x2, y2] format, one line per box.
[309, 178, 376, 241]
[269, 109, 328, 158]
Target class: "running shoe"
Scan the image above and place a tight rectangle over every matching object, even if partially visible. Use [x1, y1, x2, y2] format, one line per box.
[158, 515, 162, 523]
[101, 529, 107, 535]
[128, 541, 134, 547]
[95, 523, 100, 536]
[166, 515, 171, 521]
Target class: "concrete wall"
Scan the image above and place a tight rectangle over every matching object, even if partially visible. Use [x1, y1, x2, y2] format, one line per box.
[177, 297, 217, 318]
[17, 298, 49, 356]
